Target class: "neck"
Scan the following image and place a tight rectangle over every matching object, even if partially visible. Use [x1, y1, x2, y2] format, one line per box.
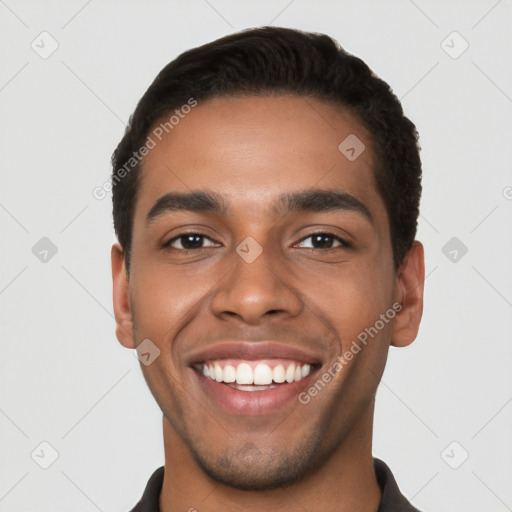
[160, 400, 381, 512]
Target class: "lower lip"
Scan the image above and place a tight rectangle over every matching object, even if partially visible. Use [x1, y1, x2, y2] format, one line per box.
[194, 370, 317, 416]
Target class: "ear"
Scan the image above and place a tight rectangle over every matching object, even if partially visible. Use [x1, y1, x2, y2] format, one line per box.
[391, 241, 425, 347]
[111, 242, 136, 349]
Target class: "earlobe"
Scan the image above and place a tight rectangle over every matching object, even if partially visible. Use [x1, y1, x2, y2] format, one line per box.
[390, 241, 425, 348]
[111, 242, 136, 349]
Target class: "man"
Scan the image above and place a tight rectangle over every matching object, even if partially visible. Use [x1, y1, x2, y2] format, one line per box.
[111, 26, 424, 512]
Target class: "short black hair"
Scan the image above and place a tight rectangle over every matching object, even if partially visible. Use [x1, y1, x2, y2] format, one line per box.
[111, 26, 421, 273]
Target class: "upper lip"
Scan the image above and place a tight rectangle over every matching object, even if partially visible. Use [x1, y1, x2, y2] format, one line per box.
[188, 341, 322, 366]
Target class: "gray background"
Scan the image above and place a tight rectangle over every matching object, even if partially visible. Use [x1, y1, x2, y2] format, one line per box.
[1, 0, 511, 510]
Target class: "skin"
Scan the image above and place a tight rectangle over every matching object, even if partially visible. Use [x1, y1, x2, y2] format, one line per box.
[112, 95, 424, 512]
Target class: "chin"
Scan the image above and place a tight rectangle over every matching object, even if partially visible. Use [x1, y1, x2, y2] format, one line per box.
[189, 438, 324, 491]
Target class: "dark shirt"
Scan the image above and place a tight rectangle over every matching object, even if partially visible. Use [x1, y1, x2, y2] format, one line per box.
[129, 458, 422, 511]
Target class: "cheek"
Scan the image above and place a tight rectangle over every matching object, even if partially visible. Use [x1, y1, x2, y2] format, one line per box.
[297, 260, 394, 345]
[311, 266, 395, 406]
[129, 260, 214, 336]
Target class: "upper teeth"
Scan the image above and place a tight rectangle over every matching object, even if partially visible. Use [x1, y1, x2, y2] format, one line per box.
[202, 361, 311, 385]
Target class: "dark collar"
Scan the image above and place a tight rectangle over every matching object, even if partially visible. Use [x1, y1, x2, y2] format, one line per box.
[129, 465, 163, 512]
[129, 458, 421, 512]
[374, 458, 422, 512]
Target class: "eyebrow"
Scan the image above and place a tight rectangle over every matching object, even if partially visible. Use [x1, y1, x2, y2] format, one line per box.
[278, 190, 373, 223]
[145, 189, 373, 225]
[146, 191, 224, 224]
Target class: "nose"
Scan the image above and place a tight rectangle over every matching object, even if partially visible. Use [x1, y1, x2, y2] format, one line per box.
[210, 246, 304, 325]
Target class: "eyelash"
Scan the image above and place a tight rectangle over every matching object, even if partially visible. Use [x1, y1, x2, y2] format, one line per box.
[163, 232, 352, 251]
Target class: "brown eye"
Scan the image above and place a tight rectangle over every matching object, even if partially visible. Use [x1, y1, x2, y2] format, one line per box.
[295, 233, 350, 249]
[165, 234, 219, 250]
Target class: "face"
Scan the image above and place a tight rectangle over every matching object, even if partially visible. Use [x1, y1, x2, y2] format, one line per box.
[112, 95, 423, 490]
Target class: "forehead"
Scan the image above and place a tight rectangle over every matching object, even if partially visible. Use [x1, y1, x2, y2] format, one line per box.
[135, 95, 386, 224]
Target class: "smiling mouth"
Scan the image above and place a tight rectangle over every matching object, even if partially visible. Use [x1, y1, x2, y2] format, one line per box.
[193, 359, 318, 392]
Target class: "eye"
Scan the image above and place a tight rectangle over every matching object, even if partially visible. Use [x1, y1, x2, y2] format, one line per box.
[295, 233, 351, 249]
[164, 233, 220, 250]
